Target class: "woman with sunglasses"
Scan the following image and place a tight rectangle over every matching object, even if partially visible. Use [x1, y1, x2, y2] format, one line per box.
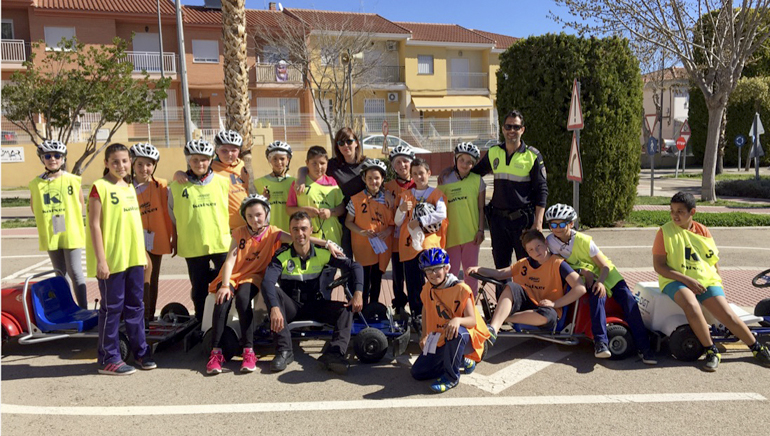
[29, 140, 89, 309]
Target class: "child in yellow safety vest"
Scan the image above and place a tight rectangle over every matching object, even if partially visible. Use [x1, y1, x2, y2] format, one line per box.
[345, 159, 395, 308]
[412, 248, 490, 393]
[86, 143, 154, 375]
[254, 141, 295, 233]
[130, 143, 174, 324]
[28, 140, 88, 309]
[652, 192, 770, 371]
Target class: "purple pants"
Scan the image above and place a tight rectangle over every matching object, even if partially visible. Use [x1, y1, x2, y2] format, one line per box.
[97, 265, 148, 364]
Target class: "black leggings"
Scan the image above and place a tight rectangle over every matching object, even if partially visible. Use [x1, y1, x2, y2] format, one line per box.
[185, 253, 228, 322]
[143, 252, 163, 321]
[211, 283, 259, 349]
[362, 264, 383, 308]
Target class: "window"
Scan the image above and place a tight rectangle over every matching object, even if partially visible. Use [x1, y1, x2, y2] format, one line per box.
[192, 40, 219, 63]
[417, 55, 433, 75]
[320, 47, 338, 66]
[152, 89, 178, 121]
[1, 19, 14, 40]
[364, 99, 386, 133]
[44, 27, 76, 50]
[255, 97, 300, 126]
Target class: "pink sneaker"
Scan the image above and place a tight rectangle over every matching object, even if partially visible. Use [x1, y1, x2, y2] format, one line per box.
[241, 348, 257, 373]
[206, 349, 224, 375]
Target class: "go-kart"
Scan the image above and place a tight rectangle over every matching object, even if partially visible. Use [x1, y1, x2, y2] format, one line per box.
[470, 272, 641, 359]
[193, 272, 410, 364]
[1, 270, 197, 360]
[634, 270, 770, 361]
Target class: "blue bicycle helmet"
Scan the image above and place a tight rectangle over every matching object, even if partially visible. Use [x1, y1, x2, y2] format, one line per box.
[419, 248, 450, 270]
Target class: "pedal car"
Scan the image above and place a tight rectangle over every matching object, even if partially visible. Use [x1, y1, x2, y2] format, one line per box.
[471, 272, 640, 359]
[634, 274, 770, 361]
[193, 272, 410, 363]
[1, 270, 197, 360]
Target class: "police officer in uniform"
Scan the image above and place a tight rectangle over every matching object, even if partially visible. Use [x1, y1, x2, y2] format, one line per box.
[261, 211, 364, 374]
[472, 110, 547, 268]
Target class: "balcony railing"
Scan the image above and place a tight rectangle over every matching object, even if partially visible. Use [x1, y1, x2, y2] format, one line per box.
[369, 66, 404, 83]
[254, 63, 303, 83]
[447, 72, 488, 90]
[1, 40, 27, 63]
[121, 52, 177, 74]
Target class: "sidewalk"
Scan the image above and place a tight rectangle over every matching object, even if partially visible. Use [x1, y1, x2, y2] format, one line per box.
[634, 204, 770, 214]
[637, 167, 770, 204]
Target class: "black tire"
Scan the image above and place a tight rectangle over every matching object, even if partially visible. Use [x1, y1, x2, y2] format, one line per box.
[353, 328, 388, 363]
[755, 298, 770, 317]
[202, 327, 239, 361]
[607, 324, 636, 360]
[752, 269, 770, 288]
[160, 302, 190, 321]
[479, 289, 493, 321]
[361, 302, 389, 323]
[119, 332, 130, 362]
[669, 325, 704, 362]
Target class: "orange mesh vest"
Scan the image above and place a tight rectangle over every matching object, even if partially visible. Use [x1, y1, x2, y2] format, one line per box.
[510, 256, 566, 317]
[209, 225, 283, 292]
[349, 190, 394, 270]
[211, 159, 247, 230]
[136, 178, 173, 255]
[397, 188, 447, 261]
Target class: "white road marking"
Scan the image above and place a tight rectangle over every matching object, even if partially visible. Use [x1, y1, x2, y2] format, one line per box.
[481, 245, 770, 251]
[1, 258, 57, 281]
[1, 255, 49, 259]
[2, 392, 764, 416]
[461, 345, 572, 394]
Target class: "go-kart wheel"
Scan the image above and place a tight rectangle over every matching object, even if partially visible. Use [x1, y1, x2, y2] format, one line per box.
[119, 332, 130, 362]
[361, 302, 389, 323]
[160, 302, 190, 321]
[752, 269, 770, 288]
[479, 289, 493, 321]
[607, 324, 635, 360]
[480, 341, 488, 361]
[354, 327, 388, 363]
[755, 298, 770, 327]
[669, 325, 704, 362]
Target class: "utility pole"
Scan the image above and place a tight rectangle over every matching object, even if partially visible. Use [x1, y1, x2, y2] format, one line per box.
[157, 0, 170, 147]
[175, 0, 192, 143]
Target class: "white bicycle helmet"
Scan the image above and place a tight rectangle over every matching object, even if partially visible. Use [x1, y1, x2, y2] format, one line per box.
[240, 194, 271, 223]
[184, 139, 215, 158]
[413, 202, 441, 234]
[37, 140, 67, 156]
[130, 143, 160, 162]
[454, 142, 480, 161]
[362, 158, 388, 178]
[266, 140, 292, 158]
[214, 130, 243, 148]
[545, 203, 577, 222]
[389, 144, 415, 162]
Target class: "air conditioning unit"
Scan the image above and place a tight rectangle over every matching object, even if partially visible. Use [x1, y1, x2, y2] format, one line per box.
[387, 92, 398, 103]
[386, 40, 397, 51]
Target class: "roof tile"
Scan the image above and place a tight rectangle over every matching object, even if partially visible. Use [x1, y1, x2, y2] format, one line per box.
[285, 8, 410, 34]
[36, 0, 176, 15]
[469, 29, 519, 49]
[395, 22, 494, 44]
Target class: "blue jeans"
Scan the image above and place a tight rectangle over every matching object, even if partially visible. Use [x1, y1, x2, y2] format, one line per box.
[411, 326, 473, 383]
[589, 280, 651, 352]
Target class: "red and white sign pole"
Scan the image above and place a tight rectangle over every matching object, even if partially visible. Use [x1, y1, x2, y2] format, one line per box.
[381, 120, 389, 156]
[567, 79, 584, 229]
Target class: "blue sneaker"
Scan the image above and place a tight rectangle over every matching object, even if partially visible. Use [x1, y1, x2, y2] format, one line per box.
[462, 357, 476, 375]
[430, 376, 459, 393]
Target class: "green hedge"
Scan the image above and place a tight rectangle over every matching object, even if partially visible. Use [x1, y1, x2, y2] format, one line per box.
[496, 34, 642, 227]
[715, 177, 770, 199]
[628, 210, 770, 227]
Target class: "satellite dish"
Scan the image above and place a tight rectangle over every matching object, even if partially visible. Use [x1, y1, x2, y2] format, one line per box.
[278, 2, 283, 11]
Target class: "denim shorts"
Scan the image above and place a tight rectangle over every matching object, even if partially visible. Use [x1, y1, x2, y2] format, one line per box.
[662, 281, 725, 303]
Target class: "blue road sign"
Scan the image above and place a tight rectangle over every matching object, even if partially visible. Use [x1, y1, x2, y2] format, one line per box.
[735, 135, 746, 148]
[646, 136, 659, 155]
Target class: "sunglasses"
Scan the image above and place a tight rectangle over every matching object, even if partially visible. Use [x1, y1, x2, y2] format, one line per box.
[503, 124, 523, 131]
[44, 153, 64, 160]
[549, 222, 569, 229]
[336, 138, 356, 147]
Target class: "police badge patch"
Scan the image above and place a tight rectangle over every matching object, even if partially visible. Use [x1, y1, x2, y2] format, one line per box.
[287, 259, 295, 272]
[493, 157, 500, 170]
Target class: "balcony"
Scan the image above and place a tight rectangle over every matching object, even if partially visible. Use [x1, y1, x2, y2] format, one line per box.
[447, 72, 488, 91]
[1, 40, 27, 63]
[370, 66, 404, 83]
[254, 63, 303, 84]
[121, 52, 177, 75]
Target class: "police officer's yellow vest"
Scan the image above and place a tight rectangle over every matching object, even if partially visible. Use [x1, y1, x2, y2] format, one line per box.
[565, 232, 623, 297]
[487, 145, 537, 183]
[170, 174, 231, 258]
[86, 179, 146, 276]
[277, 246, 332, 282]
[29, 172, 86, 251]
[658, 221, 722, 289]
[255, 174, 296, 233]
[439, 172, 481, 248]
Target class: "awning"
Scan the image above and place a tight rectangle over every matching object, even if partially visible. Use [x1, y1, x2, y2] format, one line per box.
[411, 96, 493, 112]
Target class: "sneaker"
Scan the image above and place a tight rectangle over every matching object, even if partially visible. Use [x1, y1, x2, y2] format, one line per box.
[241, 348, 258, 373]
[318, 350, 350, 375]
[462, 357, 476, 375]
[206, 349, 225, 375]
[135, 355, 157, 370]
[98, 361, 136, 376]
[430, 376, 459, 393]
[752, 344, 770, 367]
[639, 349, 658, 365]
[486, 324, 497, 346]
[703, 348, 721, 372]
[595, 342, 611, 359]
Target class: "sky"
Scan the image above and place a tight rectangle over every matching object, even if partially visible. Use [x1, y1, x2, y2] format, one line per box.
[181, 0, 579, 39]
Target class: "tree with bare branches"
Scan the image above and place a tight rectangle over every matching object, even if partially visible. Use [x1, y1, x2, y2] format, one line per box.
[553, 0, 770, 201]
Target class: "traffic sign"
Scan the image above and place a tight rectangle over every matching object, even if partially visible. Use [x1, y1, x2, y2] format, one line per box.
[567, 132, 583, 182]
[644, 114, 658, 135]
[646, 136, 659, 155]
[382, 120, 389, 136]
[679, 119, 691, 136]
[735, 135, 746, 147]
[676, 136, 687, 151]
[567, 79, 584, 130]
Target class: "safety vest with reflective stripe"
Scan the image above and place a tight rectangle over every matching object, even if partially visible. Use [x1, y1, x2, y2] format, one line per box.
[276, 246, 331, 282]
[658, 221, 722, 290]
[487, 145, 536, 183]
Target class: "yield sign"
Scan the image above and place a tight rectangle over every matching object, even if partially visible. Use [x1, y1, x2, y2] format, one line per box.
[567, 79, 584, 130]
[645, 114, 658, 134]
[680, 119, 691, 136]
[567, 131, 583, 182]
